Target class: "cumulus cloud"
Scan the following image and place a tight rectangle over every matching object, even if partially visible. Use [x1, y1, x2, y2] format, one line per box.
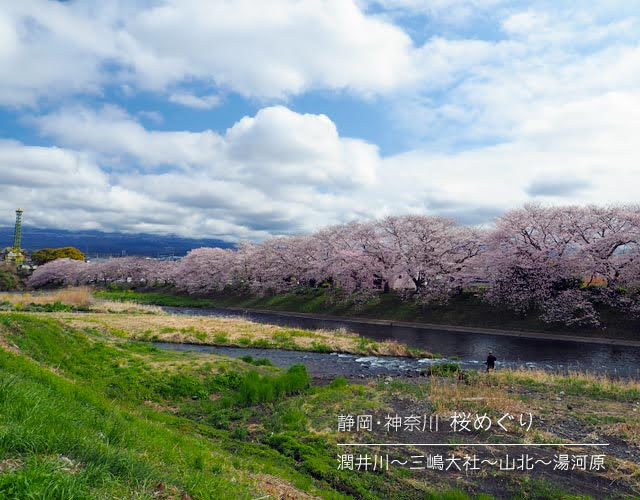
[2, 95, 638, 241]
[1, 1, 640, 241]
[33, 105, 380, 190]
[0, 106, 382, 240]
[32, 105, 224, 170]
[0, 0, 419, 106]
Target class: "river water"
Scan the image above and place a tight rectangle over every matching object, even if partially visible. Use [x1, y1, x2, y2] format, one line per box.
[160, 306, 640, 378]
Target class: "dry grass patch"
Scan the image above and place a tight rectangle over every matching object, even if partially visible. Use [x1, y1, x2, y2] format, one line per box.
[428, 377, 529, 415]
[0, 458, 24, 473]
[489, 367, 640, 395]
[55, 312, 432, 357]
[596, 456, 640, 488]
[1, 286, 163, 314]
[253, 473, 321, 500]
[0, 335, 20, 354]
[89, 299, 163, 314]
[1, 286, 93, 307]
[609, 419, 640, 446]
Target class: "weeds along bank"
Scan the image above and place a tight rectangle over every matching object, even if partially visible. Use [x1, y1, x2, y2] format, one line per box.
[52, 309, 432, 358]
[0, 287, 429, 357]
[1, 312, 640, 499]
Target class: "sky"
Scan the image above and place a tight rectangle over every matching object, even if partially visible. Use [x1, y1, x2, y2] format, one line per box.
[0, 0, 639, 242]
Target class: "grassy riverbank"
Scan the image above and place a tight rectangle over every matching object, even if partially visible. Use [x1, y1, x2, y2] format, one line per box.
[94, 287, 640, 341]
[52, 311, 432, 358]
[2, 309, 640, 498]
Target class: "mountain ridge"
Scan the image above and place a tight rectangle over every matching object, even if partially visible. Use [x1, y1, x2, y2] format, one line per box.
[0, 226, 234, 257]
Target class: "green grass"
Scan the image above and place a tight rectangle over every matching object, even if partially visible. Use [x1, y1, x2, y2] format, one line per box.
[1, 312, 493, 499]
[0, 314, 347, 498]
[235, 365, 310, 406]
[0, 347, 252, 498]
[239, 355, 274, 367]
[423, 362, 461, 377]
[1, 312, 620, 499]
[94, 289, 215, 308]
[0, 301, 90, 313]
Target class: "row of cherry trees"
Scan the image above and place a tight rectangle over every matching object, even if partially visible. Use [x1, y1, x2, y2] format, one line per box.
[29, 204, 640, 326]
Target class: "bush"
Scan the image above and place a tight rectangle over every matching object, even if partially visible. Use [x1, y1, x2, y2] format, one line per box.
[26, 301, 73, 312]
[160, 373, 207, 399]
[213, 332, 228, 344]
[0, 270, 18, 291]
[252, 358, 274, 367]
[329, 376, 348, 389]
[240, 355, 274, 367]
[235, 365, 310, 407]
[425, 362, 461, 377]
[270, 407, 308, 432]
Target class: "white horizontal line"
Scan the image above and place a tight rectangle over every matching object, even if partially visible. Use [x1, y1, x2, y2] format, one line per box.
[337, 443, 609, 447]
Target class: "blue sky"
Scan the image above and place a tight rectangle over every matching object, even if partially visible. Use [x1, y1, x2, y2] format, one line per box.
[0, 1, 639, 241]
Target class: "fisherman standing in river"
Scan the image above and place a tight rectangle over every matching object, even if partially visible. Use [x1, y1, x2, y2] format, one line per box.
[485, 351, 497, 372]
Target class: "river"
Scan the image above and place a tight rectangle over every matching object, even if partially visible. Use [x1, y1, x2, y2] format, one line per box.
[160, 306, 640, 378]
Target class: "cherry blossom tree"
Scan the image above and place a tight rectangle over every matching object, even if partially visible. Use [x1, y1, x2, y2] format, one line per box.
[28, 258, 89, 288]
[482, 204, 640, 325]
[482, 204, 590, 322]
[373, 215, 483, 302]
[26, 204, 640, 327]
[174, 248, 236, 294]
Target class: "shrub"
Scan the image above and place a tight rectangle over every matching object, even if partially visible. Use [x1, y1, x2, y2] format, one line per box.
[426, 362, 461, 377]
[270, 407, 308, 432]
[310, 341, 331, 353]
[329, 376, 348, 389]
[252, 358, 274, 367]
[160, 373, 206, 399]
[235, 365, 310, 407]
[0, 270, 18, 291]
[251, 338, 274, 348]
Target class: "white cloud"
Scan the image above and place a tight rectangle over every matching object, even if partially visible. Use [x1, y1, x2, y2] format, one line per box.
[3, 94, 640, 240]
[137, 110, 163, 124]
[168, 92, 221, 109]
[0, 0, 419, 106]
[387, 3, 640, 150]
[33, 105, 380, 190]
[32, 104, 225, 170]
[3, 106, 381, 240]
[364, 0, 510, 26]
[1, 1, 640, 241]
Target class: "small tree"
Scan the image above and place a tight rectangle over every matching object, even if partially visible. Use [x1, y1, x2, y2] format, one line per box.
[31, 247, 85, 265]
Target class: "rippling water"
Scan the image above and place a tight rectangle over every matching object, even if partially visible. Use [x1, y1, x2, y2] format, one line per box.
[161, 306, 640, 378]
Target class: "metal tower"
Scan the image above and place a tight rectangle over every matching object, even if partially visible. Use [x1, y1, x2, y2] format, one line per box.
[13, 209, 23, 251]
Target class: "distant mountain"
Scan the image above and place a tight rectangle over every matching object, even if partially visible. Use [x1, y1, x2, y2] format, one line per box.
[0, 226, 234, 258]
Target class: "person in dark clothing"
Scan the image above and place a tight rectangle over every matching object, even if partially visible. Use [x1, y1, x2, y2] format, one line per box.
[485, 352, 497, 372]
